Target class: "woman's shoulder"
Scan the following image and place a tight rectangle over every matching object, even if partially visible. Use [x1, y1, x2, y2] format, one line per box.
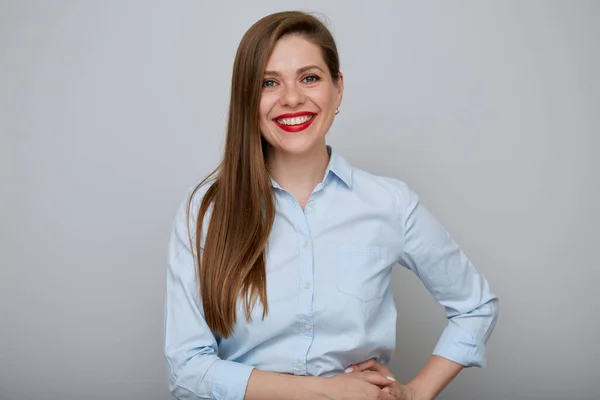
[172, 177, 218, 234]
[350, 166, 417, 206]
[186, 177, 218, 215]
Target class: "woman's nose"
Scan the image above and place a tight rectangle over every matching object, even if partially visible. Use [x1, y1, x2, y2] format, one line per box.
[280, 83, 305, 107]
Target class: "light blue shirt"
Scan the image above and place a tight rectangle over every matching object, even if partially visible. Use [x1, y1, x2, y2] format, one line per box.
[164, 147, 499, 400]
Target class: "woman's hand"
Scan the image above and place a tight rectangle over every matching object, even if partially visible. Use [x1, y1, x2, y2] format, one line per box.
[320, 371, 396, 400]
[344, 359, 430, 400]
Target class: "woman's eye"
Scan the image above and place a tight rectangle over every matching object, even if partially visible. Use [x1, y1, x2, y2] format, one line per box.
[303, 75, 320, 83]
[263, 80, 277, 88]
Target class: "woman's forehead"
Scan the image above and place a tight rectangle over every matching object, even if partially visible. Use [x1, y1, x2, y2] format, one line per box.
[265, 36, 326, 73]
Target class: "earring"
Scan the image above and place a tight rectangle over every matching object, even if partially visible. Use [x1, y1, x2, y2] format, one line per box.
[335, 108, 340, 115]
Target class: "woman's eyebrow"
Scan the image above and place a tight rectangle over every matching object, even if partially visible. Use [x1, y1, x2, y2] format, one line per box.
[297, 65, 324, 74]
[264, 65, 325, 77]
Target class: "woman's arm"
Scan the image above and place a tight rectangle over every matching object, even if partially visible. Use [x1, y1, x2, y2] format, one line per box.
[405, 355, 463, 399]
[245, 369, 396, 400]
[361, 182, 500, 399]
[397, 184, 499, 370]
[165, 196, 253, 399]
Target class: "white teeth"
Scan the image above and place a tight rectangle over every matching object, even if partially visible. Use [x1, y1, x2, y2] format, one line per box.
[276, 114, 314, 125]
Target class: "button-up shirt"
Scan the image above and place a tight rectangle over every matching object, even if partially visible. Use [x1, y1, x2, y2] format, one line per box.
[164, 147, 499, 400]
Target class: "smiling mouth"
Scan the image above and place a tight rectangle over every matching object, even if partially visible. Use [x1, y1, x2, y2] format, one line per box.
[275, 114, 315, 125]
[273, 113, 317, 133]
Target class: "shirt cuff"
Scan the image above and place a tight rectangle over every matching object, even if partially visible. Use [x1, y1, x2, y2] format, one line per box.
[432, 322, 487, 368]
[210, 359, 255, 400]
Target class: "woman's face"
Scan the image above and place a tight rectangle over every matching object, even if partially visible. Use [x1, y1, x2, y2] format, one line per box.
[259, 35, 343, 158]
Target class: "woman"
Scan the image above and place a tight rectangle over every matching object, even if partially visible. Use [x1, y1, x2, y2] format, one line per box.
[164, 11, 499, 400]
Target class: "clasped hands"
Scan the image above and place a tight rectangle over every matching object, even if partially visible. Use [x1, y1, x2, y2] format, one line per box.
[325, 358, 429, 400]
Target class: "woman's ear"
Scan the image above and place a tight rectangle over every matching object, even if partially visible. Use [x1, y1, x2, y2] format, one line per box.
[335, 71, 344, 108]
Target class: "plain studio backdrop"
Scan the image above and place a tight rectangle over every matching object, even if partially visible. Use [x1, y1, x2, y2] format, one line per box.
[1, 1, 598, 399]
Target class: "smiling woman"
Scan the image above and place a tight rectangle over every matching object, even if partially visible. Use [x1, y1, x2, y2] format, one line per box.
[164, 10, 498, 400]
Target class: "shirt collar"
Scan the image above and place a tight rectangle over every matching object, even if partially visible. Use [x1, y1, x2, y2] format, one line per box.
[269, 145, 353, 189]
[324, 145, 353, 188]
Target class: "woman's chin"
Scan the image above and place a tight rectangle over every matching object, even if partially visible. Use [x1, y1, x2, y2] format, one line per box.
[271, 141, 325, 157]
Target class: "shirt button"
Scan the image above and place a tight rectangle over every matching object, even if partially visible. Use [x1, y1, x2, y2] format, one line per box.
[307, 200, 315, 208]
[296, 362, 304, 369]
[303, 240, 309, 248]
[305, 282, 311, 289]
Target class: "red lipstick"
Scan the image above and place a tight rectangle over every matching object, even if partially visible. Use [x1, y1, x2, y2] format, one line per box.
[273, 111, 316, 133]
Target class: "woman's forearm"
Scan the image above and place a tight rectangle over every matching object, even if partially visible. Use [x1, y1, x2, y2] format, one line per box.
[407, 355, 464, 399]
[245, 369, 328, 400]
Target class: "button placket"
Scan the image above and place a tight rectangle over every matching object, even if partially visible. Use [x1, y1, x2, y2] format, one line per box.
[292, 193, 317, 377]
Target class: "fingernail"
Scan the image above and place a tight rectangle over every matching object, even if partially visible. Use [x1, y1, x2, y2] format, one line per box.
[344, 367, 353, 373]
[386, 376, 395, 381]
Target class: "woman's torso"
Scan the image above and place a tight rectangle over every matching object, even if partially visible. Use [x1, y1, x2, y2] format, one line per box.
[215, 150, 408, 376]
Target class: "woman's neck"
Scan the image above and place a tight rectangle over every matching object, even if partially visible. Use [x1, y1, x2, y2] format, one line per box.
[266, 144, 330, 207]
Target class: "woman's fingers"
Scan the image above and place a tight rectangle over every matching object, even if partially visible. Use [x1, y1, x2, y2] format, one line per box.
[381, 390, 396, 400]
[356, 371, 396, 387]
[345, 358, 382, 373]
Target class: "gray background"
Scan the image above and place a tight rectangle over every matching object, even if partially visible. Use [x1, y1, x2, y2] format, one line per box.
[1, 1, 598, 399]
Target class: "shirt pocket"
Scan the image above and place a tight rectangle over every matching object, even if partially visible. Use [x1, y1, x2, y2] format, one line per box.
[336, 244, 390, 302]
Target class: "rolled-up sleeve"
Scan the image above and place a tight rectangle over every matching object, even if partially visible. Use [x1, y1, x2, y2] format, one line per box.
[164, 193, 254, 399]
[397, 185, 499, 368]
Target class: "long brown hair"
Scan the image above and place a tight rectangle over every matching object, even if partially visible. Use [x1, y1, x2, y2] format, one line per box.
[188, 11, 341, 338]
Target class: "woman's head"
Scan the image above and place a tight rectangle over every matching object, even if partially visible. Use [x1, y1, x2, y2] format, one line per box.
[192, 11, 342, 338]
[228, 11, 343, 161]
